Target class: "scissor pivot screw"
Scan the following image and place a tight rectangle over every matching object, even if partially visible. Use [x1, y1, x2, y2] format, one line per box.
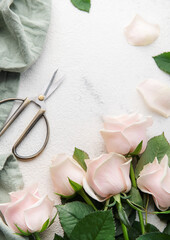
[38, 95, 45, 101]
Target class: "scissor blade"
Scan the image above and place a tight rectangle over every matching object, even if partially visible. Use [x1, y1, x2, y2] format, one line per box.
[44, 69, 58, 97]
[45, 76, 64, 100]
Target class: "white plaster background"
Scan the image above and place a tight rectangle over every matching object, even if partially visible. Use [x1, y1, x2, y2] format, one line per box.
[1, 0, 170, 239]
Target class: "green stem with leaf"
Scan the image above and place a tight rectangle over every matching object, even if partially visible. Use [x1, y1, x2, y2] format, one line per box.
[32, 232, 41, 240]
[78, 188, 97, 211]
[115, 194, 129, 240]
[130, 163, 145, 234]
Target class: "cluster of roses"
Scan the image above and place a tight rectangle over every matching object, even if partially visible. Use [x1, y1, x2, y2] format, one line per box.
[51, 113, 170, 211]
[0, 113, 169, 239]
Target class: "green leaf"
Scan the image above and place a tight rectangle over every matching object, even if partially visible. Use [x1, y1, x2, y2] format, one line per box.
[153, 52, 170, 74]
[68, 178, 82, 192]
[137, 233, 170, 240]
[56, 201, 94, 237]
[130, 141, 143, 156]
[136, 133, 170, 177]
[15, 225, 31, 236]
[71, 0, 91, 12]
[163, 222, 170, 235]
[73, 147, 89, 171]
[54, 234, 64, 240]
[70, 210, 115, 240]
[39, 218, 49, 232]
[128, 222, 159, 240]
[129, 187, 143, 208]
[56, 192, 76, 199]
[117, 204, 130, 228]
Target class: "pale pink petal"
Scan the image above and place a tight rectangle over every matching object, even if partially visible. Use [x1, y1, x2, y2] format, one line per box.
[137, 79, 170, 118]
[124, 15, 160, 46]
[90, 153, 129, 197]
[50, 155, 84, 196]
[120, 158, 132, 193]
[139, 158, 160, 177]
[103, 113, 141, 130]
[83, 178, 106, 202]
[85, 153, 115, 197]
[4, 193, 39, 233]
[100, 130, 131, 154]
[137, 161, 170, 210]
[160, 156, 170, 194]
[123, 116, 153, 153]
[0, 203, 10, 215]
[25, 196, 54, 233]
[10, 183, 39, 202]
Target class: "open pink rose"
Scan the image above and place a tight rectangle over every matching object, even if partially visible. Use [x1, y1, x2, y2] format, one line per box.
[0, 184, 54, 233]
[83, 153, 132, 201]
[50, 154, 85, 196]
[137, 155, 170, 211]
[100, 113, 153, 155]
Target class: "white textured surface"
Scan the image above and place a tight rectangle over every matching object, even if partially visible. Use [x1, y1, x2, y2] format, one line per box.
[1, 0, 170, 239]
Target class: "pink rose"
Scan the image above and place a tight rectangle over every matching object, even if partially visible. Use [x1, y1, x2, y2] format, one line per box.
[83, 153, 132, 201]
[137, 155, 170, 211]
[50, 154, 85, 196]
[0, 184, 54, 233]
[100, 113, 153, 155]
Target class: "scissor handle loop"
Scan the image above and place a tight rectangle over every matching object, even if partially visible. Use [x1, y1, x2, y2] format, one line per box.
[0, 98, 50, 161]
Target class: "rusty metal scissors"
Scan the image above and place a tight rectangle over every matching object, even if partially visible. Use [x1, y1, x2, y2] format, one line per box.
[0, 70, 64, 161]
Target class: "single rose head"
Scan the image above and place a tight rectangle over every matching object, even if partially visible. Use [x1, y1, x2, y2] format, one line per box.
[83, 153, 132, 201]
[137, 155, 170, 211]
[50, 153, 85, 196]
[100, 113, 153, 155]
[0, 184, 54, 233]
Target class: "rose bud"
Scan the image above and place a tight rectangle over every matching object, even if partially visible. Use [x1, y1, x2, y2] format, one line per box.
[83, 153, 132, 201]
[0, 184, 54, 233]
[100, 113, 153, 155]
[137, 155, 170, 211]
[50, 154, 85, 196]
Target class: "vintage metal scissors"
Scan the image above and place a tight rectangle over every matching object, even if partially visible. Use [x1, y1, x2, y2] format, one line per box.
[0, 70, 64, 161]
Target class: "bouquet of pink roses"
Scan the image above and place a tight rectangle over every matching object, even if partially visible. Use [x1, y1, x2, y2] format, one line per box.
[0, 113, 170, 240]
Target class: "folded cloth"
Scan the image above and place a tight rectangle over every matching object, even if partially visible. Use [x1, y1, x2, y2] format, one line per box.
[0, 218, 28, 240]
[0, 154, 26, 239]
[0, 0, 51, 128]
[0, 0, 51, 72]
[0, 72, 20, 129]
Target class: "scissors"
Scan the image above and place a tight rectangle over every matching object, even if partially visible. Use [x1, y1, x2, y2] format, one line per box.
[0, 70, 64, 161]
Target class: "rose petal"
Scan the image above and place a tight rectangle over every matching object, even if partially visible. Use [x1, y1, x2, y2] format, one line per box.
[137, 158, 170, 210]
[83, 178, 105, 202]
[123, 116, 153, 153]
[9, 183, 39, 202]
[87, 153, 130, 197]
[120, 158, 132, 193]
[50, 154, 84, 196]
[24, 196, 54, 233]
[4, 193, 39, 233]
[137, 79, 170, 118]
[124, 15, 160, 46]
[100, 130, 131, 154]
[0, 203, 10, 216]
[160, 156, 170, 194]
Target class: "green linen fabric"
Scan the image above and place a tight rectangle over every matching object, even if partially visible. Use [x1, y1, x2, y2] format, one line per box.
[0, 0, 51, 72]
[0, 0, 51, 128]
[0, 154, 24, 203]
[0, 72, 20, 129]
[0, 218, 27, 240]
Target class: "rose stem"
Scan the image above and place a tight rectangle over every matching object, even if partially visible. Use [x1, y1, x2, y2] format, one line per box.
[32, 232, 41, 240]
[104, 198, 110, 211]
[115, 195, 129, 240]
[78, 188, 97, 211]
[130, 163, 146, 234]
